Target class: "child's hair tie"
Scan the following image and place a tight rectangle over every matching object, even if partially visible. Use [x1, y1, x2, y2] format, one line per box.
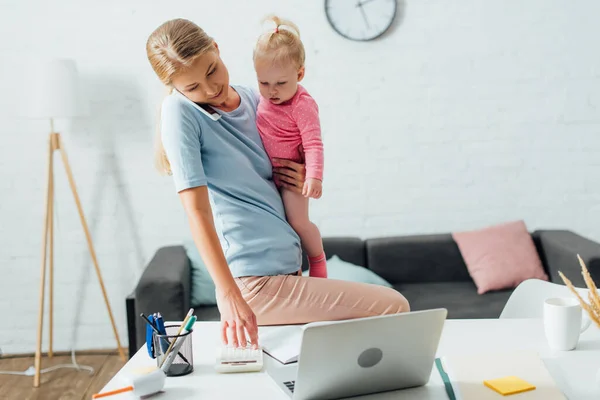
[261, 20, 298, 37]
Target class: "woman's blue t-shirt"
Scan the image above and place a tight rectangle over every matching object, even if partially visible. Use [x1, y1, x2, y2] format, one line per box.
[161, 85, 302, 277]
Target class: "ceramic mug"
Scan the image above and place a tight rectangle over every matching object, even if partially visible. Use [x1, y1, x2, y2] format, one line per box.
[544, 297, 591, 351]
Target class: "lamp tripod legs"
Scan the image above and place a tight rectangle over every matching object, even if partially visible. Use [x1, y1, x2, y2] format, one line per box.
[56, 136, 126, 361]
[33, 133, 126, 388]
[48, 136, 55, 359]
[34, 135, 54, 388]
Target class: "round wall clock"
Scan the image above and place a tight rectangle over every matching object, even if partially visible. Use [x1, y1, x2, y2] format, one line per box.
[325, 0, 397, 41]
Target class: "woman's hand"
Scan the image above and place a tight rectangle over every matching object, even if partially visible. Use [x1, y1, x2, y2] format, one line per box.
[273, 158, 306, 194]
[216, 287, 259, 349]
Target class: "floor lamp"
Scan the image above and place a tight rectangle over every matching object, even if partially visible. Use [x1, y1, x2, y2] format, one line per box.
[28, 59, 126, 388]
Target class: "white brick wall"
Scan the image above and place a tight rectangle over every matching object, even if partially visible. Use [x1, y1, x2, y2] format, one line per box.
[1, 0, 599, 354]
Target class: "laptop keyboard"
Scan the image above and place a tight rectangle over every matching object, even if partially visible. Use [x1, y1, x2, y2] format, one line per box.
[283, 380, 296, 393]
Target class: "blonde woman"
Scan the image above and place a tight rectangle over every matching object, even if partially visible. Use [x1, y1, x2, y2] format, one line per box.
[146, 18, 409, 349]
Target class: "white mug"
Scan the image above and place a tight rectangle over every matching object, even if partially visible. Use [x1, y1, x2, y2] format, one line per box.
[544, 297, 591, 351]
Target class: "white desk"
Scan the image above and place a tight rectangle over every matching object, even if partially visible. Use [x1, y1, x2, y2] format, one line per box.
[100, 319, 600, 399]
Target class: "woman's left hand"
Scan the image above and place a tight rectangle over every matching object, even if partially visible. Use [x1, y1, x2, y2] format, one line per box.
[273, 158, 306, 194]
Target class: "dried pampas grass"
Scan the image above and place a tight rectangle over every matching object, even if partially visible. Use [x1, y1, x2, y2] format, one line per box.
[559, 254, 600, 329]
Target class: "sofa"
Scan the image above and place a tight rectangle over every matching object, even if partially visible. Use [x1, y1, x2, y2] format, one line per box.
[125, 229, 600, 358]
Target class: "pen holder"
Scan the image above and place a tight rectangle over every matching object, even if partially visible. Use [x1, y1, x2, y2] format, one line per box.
[153, 325, 194, 377]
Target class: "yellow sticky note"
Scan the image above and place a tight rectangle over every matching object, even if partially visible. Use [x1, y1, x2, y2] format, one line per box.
[483, 376, 536, 396]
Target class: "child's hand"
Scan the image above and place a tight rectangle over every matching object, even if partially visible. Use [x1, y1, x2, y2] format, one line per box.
[302, 178, 322, 199]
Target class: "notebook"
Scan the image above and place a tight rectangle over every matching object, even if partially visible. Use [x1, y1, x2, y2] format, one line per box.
[436, 351, 566, 400]
[258, 325, 303, 364]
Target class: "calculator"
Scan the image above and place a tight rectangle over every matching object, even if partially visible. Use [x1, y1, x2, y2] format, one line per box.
[215, 344, 264, 373]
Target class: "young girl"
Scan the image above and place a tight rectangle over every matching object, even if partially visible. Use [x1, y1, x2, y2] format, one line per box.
[253, 16, 327, 278]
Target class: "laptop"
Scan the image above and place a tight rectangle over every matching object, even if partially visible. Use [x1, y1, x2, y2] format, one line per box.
[267, 308, 447, 400]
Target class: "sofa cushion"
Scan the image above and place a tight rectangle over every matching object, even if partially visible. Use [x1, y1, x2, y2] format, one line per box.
[302, 255, 392, 287]
[184, 239, 217, 306]
[452, 220, 549, 295]
[366, 234, 471, 284]
[304, 237, 366, 271]
[394, 282, 512, 319]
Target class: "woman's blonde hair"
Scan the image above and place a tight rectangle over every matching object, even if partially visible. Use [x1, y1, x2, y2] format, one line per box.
[146, 18, 214, 175]
[253, 15, 305, 68]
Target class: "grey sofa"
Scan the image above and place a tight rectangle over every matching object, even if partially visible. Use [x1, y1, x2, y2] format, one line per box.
[126, 229, 600, 358]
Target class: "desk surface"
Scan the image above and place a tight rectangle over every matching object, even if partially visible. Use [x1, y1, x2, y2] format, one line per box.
[101, 319, 600, 399]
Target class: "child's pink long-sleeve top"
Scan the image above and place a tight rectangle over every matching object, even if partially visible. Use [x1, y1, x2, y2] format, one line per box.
[256, 85, 324, 181]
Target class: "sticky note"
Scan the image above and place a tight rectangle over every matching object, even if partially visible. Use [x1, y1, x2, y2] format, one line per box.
[483, 376, 536, 396]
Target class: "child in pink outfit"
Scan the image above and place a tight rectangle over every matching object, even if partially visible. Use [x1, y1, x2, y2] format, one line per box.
[253, 16, 327, 278]
[257, 85, 323, 184]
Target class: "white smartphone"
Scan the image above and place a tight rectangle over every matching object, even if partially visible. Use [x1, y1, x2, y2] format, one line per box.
[174, 89, 221, 121]
[193, 102, 221, 121]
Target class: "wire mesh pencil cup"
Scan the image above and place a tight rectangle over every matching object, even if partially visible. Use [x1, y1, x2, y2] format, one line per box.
[153, 324, 194, 377]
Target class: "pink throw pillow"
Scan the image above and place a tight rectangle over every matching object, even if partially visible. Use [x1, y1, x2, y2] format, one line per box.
[452, 220, 548, 295]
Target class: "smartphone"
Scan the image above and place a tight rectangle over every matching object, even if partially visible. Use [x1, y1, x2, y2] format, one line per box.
[174, 89, 221, 121]
[194, 102, 221, 121]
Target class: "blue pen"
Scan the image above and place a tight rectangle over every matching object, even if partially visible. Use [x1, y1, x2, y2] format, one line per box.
[156, 313, 168, 352]
[144, 314, 156, 358]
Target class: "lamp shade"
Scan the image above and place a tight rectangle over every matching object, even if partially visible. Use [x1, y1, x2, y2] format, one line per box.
[27, 58, 85, 119]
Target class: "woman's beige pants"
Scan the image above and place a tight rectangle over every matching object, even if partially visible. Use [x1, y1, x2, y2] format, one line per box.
[235, 272, 410, 325]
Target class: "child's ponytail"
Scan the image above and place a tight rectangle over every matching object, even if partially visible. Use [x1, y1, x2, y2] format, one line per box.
[267, 15, 300, 38]
[254, 15, 305, 68]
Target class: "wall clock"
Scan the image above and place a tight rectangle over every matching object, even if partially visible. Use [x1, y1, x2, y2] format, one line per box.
[325, 0, 397, 41]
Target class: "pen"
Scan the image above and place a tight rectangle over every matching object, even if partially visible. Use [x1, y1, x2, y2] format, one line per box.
[140, 313, 190, 365]
[155, 313, 168, 351]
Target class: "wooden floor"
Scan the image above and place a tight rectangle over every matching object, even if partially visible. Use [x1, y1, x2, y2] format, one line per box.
[0, 354, 126, 400]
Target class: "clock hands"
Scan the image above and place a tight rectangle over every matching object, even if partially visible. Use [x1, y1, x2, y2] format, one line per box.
[357, 0, 378, 7]
[326, 0, 396, 41]
[356, 1, 371, 29]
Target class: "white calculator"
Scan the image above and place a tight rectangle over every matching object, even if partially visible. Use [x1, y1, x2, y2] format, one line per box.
[215, 344, 264, 373]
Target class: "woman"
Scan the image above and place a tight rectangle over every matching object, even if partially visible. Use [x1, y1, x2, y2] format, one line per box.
[146, 18, 409, 349]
